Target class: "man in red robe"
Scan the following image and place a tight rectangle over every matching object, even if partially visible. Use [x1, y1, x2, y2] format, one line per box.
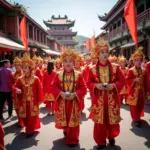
[12, 57, 23, 127]
[43, 62, 56, 115]
[87, 38, 125, 149]
[13, 53, 43, 138]
[126, 47, 146, 127]
[51, 48, 86, 149]
[0, 122, 4, 150]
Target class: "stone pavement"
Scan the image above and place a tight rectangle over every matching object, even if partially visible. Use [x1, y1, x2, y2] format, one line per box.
[2, 93, 150, 150]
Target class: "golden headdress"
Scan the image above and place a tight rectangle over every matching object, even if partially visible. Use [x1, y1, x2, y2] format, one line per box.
[85, 56, 91, 61]
[54, 58, 61, 66]
[92, 38, 109, 58]
[32, 55, 38, 63]
[60, 48, 77, 62]
[113, 55, 118, 62]
[37, 56, 43, 63]
[13, 56, 22, 65]
[76, 54, 82, 62]
[119, 55, 126, 63]
[22, 53, 33, 67]
[132, 46, 144, 61]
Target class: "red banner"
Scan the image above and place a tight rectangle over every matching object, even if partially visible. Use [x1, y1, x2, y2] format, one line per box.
[124, 0, 138, 46]
[90, 35, 95, 48]
[20, 16, 28, 51]
[86, 39, 90, 52]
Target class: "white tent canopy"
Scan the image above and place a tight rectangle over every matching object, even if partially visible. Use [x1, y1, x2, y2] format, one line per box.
[42, 49, 61, 56]
[0, 36, 25, 50]
[121, 42, 135, 48]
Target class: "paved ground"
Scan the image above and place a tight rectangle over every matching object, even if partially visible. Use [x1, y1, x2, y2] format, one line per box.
[2, 93, 150, 150]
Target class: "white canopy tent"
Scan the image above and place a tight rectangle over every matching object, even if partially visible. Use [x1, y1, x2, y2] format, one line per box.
[42, 49, 61, 56]
[121, 42, 135, 48]
[0, 36, 25, 50]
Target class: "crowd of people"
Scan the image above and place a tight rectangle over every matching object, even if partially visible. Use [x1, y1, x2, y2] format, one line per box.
[0, 38, 150, 150]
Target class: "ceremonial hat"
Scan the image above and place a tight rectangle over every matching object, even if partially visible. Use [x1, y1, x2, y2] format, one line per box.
[32, 55, 38, 63]
[60, 48, 77, 62]
[132, 46, 144, 61]
[92, 38, 109, 57]
[55, 58, 61, 64]
[76, 54, 82, 62]
[13, 56, 22, 65]
[22, 53, 33, 67]
[119, 55, 126, 63]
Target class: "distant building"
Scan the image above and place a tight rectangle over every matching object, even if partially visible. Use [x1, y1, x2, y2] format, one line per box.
[98, 0, 150, 59]
[44, 15, 78, 48]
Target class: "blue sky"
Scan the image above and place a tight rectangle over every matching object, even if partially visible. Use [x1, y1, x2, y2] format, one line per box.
[10, 0, 118, 37]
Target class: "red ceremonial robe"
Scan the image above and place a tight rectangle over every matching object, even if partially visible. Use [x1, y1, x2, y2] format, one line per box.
[0, 122, 4, 150]
[87, 61, 125, 145]
[13, 75, 43, 134]
[31, 68, 43, 84]
[145, 62, 150, 103]
[51, 70, 86, 144]
[12, 70, 23, 126]
[43, 70, 56, 110]
[126, 66, 146, 122]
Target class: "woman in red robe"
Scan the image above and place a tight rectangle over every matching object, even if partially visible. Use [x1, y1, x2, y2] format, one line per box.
[13, 53, 43, 138]
[74, 54, 86, 111]
[87, 38, 125, 149]
[126, 47, 146, 128]
[43, 62, 56, 115]
[32, 56, 43, 83]
[118, 56, 128, 105]
[0, 122, 4, 150]
[54, 58, 62, 72]
[12, 57, 23, 127]
[51, 49, 86, 149]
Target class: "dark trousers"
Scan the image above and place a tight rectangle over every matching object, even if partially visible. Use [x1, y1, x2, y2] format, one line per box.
[0, 92, 13, 117]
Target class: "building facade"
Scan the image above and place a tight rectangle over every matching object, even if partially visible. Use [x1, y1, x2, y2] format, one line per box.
[44, 15, 78, 48]
[0, 0, 60, 61]
[98, 0, 150, 59]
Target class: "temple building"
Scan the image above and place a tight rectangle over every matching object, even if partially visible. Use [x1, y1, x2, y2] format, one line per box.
[97, 0, 150, 59]
[44, 15, 78, 48]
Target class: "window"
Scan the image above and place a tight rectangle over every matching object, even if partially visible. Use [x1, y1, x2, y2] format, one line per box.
[137, 4, 144, 15]
[146, 0, 150, 9]
[118, 20, 121, 27]
[29, 25, 33, 39]
[57, 37, 62, 40]
[0, 15, 3, 31]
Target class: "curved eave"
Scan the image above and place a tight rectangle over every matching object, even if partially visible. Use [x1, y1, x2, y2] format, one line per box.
[97, 14, 107, 22]
[43, 20, 75, 28]
[103, 0, 124, 21]
[101, 4, 125, 30]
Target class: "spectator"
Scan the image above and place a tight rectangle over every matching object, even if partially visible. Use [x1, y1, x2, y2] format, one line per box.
[0, 59, 13, 120]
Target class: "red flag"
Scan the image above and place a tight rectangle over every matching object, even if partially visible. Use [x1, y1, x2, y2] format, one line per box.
[124, 0, 138, 46]
[86, 39, 90, 52]
[90, 35, 95, 48]
[20, 16, 28, 51]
